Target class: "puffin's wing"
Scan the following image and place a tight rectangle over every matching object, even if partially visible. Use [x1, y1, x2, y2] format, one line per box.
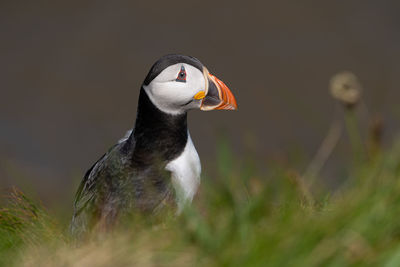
[118, 129, 133, 144]
[73, 129, 134, 216]
[73, 147, 114, 216]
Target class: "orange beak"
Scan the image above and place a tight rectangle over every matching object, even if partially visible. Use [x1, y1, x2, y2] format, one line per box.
[200, 68, 238, 111]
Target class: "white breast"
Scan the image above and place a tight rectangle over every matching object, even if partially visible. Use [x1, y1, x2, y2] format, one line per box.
[165, 134, 201, 213]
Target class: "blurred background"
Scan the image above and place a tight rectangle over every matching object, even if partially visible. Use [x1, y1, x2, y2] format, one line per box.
[1, 0, 399, 215]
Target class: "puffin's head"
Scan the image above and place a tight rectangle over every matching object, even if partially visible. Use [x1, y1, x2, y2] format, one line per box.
[142, 54, 237, 115]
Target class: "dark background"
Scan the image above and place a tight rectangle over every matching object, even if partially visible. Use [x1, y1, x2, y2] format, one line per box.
[1, 1, 399, 213]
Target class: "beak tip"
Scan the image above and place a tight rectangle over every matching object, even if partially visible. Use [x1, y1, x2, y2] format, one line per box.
[201, 70, 238, 111]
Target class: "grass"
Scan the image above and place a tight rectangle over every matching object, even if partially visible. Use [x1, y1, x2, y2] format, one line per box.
[2, 75, 400, 266]
[2, 137, 400, 266]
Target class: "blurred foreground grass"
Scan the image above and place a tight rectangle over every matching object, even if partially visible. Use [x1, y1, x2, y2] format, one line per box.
[2, 136, 400, 266]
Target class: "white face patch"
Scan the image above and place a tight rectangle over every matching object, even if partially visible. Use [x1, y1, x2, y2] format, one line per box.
[143, 63, 206, 115]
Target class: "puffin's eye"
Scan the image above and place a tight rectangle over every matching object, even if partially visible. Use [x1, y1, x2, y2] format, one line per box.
[176, 66, 186, 83]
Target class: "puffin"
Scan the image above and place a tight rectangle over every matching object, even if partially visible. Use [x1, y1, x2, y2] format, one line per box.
[70, 54, 237, 235]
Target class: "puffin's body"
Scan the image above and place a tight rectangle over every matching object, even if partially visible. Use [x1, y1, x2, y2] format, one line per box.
[71, 55, 237, 235]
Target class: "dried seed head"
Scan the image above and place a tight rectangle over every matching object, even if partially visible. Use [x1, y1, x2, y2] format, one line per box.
[330, 72, 362, 108]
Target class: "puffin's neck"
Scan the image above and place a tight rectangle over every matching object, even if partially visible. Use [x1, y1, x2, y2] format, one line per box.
[129, 88, 188, 167]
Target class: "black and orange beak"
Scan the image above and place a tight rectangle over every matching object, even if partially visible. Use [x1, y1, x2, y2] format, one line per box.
[200, 68, 238, 111]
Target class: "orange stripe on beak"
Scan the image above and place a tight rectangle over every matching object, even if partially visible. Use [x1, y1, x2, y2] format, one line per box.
[207, 73, 238, 110]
